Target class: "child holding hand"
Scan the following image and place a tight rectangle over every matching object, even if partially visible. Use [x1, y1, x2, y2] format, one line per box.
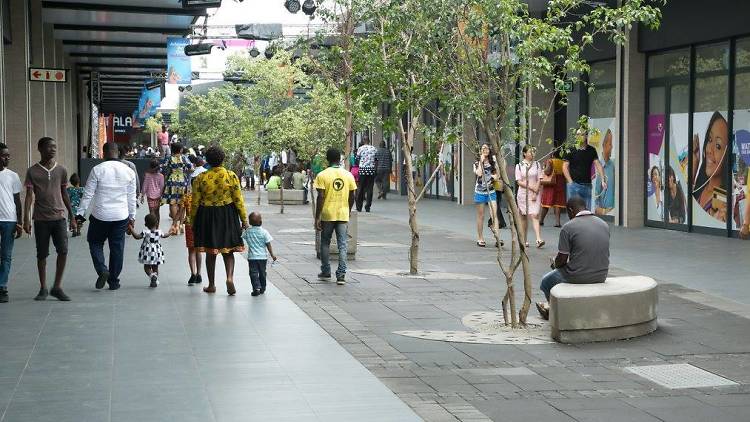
[130, 213, 171, 288]
[241, 212, 277, 296]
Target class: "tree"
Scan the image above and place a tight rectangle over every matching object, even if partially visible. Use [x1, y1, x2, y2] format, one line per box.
[445, 0, 662, 326]
[350, 0, 458, 275]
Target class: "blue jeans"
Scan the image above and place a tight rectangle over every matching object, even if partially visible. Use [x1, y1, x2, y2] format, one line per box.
[540, 269, 568, 301]
[0, 221, 16, 288]
[566, 182, 592, 208]
[320, 221, 348, 277]
[87, 217, 129, 286]
[248, 259, 267, 291]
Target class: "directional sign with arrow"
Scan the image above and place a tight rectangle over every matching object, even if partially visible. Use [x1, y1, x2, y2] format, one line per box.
[29, 67, 68, 83]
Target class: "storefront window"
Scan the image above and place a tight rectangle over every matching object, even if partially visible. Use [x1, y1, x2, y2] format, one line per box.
[588, 61, 617, 217]
[734, 38, 750, 237]
[648, 50, 690, 79]
[691, 42, 730, 229]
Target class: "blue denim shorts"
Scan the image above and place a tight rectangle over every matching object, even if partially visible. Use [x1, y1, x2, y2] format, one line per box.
[474, 191, 497, 204]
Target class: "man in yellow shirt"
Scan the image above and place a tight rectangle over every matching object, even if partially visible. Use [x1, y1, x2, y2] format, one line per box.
[314, 148, 357, 284]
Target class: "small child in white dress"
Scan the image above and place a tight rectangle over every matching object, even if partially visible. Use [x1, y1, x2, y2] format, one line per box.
[130, 213, 171, 288]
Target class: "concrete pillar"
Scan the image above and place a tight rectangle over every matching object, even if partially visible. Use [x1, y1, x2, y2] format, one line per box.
[529, 83, 556, 159]
[55, 41, 66, 168]
[3, 0, 31, 172]
[43, 24, 57, 144]
[620, 27, 646, 227]
[460, 118, 477, 205]
[28, 0, 45, 147]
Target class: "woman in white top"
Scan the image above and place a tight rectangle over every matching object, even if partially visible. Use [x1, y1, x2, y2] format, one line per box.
[515, 145, 544, 248]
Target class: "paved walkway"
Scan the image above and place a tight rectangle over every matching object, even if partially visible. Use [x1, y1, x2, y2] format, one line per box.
[257, 192, 750, 422]
[0, 200, 420, 422]
[371, 195, 750, 306]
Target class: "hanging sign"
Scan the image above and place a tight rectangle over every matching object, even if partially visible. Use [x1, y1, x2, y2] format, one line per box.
[29, 67, 67, 83]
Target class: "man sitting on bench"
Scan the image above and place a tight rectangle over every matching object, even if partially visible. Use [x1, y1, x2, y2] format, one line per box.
[536, 196, 610, 320]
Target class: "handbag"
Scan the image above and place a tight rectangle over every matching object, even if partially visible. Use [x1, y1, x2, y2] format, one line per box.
[540, 162, 556, 187]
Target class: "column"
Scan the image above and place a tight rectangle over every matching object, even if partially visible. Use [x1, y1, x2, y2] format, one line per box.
[27, 0, 45, 146]
[620, 27, 646, 227]
[529, 83, 556, 158]
[3, 0, 31, 172]
[43, 23, 57, 143]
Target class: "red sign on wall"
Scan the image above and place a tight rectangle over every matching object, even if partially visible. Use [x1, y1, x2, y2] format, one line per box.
[29, 68, 67, 83]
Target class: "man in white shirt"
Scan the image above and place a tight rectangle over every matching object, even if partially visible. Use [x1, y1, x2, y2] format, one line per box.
[76, 142, 137, 290]
[0, 143, 22, 303]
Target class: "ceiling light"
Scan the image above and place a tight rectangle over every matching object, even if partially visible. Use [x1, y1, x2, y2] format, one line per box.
[302, 0, 316, 16]
[284, 0, 300, 14]
[184, 43, 214, 56]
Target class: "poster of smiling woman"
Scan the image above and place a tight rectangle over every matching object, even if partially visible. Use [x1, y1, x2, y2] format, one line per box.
[733, 109, 750, 239]
[691, 111, 729, 229]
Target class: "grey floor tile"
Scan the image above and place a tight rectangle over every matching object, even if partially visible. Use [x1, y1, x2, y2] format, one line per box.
[565, 408, 662, 422]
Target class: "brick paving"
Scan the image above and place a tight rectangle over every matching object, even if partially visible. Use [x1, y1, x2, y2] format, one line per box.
[260, 195, 750, 422]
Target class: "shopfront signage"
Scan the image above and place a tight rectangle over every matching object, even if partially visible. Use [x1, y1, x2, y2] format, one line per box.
[29, 67, 67, 83]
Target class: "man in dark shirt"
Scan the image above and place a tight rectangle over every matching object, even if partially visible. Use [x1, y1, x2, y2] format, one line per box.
[374, 142, 392, 200]
[562, 130, 607, 209]
[536, 197, 610, 320]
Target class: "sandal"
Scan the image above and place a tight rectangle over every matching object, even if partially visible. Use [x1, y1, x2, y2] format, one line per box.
[477, 240, 486, 247]
[226, 281, 236, 296]
[203, 285, 216, 294]
[536, 240, 546, 249]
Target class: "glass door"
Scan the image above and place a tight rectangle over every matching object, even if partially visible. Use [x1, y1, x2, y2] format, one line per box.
[646, 81, 690, 228]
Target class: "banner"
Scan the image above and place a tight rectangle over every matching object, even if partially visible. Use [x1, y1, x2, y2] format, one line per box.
[167, 37, 191, 84]
[132, 80, 162, 127]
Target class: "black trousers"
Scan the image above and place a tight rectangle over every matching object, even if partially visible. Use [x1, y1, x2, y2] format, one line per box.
[356, 173, 376, 211]
[375, 168, 390, 197]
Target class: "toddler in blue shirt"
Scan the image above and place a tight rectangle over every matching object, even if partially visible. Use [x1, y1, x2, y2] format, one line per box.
[242, 212, 277, 296]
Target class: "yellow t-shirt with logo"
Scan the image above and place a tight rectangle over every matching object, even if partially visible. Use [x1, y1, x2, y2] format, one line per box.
[313, 166, 357, 222]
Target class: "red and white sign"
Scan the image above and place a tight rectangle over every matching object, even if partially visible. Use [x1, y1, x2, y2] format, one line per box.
[29, 68, 67, 83]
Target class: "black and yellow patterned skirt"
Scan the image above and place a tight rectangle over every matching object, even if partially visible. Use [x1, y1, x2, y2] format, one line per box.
[192, 204, 245, 255]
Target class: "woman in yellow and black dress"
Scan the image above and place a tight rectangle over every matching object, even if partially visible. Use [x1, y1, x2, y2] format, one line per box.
[191, 146, 248, 295]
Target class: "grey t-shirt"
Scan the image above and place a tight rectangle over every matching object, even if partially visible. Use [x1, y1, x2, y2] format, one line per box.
[558, 212, 609, 284]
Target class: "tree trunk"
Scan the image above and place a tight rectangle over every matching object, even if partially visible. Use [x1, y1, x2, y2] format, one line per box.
[280, 185, 285, 214]
[401, 117, 420, 275]
[486, 125, 533, 326]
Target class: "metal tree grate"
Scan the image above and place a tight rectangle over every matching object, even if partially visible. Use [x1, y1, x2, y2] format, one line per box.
[625, 364, 738, 389]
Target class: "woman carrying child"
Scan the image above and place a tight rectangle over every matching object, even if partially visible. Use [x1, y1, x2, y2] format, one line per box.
[130, 213, 171, 288]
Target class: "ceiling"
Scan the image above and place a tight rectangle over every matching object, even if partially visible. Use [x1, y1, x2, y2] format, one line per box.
[42, 0, 206, 114]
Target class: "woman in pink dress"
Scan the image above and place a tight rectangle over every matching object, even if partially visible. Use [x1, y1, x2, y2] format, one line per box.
[141, 159, 165, 228]
[515, 145, 545, 248]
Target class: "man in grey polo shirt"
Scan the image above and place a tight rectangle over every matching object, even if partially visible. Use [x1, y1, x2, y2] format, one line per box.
[536, 196, 610, 320]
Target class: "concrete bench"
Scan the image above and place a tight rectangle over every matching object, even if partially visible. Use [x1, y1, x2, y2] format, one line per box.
[550, 276, 658, 344]
[267, 189, 306, 205]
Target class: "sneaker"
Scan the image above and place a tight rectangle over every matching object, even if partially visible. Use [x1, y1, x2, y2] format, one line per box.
[336, 275, 346, 285]
[195, 275, 203, 284]
[251, 290, 261, 297]
[34, 288, 48, 301]
[0, 288, 8, 303]
[187, 274, 196, 285]
[318, 272, 331, 280]
[260, 288, 266, 295]
[149, 274, 159, 288]
[95, 271, 109, 289]
[50, 288, 71, 301]
[108, 283, 121, 291]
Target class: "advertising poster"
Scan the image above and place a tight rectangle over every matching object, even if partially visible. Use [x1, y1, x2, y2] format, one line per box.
[167, 37, 191, 85]
[646, 114, 665, 222]
[588, 117, 617, 217]
[733, 109, 750, 238]
[691, 111, 729, 229]
[133, 80, 162, 127]
[666, 113, 689, 225]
